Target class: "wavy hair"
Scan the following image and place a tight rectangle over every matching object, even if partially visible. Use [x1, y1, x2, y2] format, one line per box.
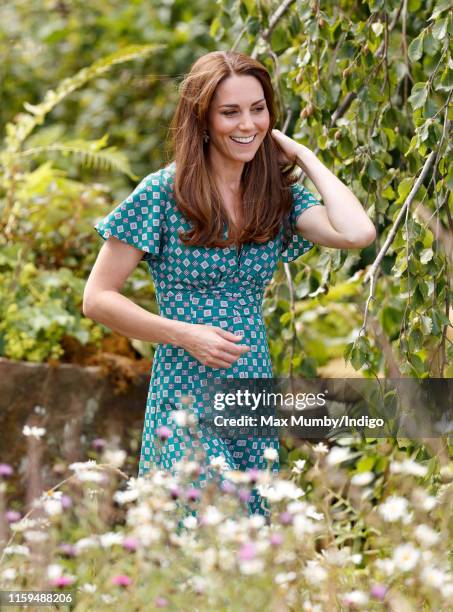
[168, 51, 300, 248]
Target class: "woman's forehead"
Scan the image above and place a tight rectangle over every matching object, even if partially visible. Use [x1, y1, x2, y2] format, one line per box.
[212, 75, 265, 106]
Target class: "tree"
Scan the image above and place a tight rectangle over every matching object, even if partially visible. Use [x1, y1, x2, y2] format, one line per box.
[211, 0, 452, 377]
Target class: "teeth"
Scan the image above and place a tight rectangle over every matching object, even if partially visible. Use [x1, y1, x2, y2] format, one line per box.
[230, 135, 255, 143]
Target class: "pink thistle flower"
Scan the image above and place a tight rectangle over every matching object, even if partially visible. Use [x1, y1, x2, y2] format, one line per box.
[58, 543, 77, 557]
[49, 576, 76, 588]
[156, 426, 172, 441]
[0, 463, 13, 478]
[91, 438, 106, 451]
[238, 488, 252, 503]
[220, 480, 236, 494]
[61, 495, 72, 510]
[270, 533, 283, 547]
[112, 574, 132, 587]
[370, 584, 388, 600]
[123, 537, 139, 552]
[169, 485, 181, 500]
[238, 542, 257, 562]
[186, 487, 201, 502]
[155, 597, 168, 608]
[6, 510, 21, 523]
[279, 511, 293, 525]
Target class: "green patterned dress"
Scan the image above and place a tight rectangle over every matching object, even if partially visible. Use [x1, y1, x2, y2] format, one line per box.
[94, 161, 322, 515]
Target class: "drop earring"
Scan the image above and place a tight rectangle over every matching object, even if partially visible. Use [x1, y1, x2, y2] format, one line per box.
[203, 130, 210, 143]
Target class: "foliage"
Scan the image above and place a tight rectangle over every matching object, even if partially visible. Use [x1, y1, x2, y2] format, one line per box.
[0, 44, 167, 362]
[0, 246, 102, 362]
[212, 0, 452, 378]
[0, 0, 224, 363]
[1, 418, 452, 610]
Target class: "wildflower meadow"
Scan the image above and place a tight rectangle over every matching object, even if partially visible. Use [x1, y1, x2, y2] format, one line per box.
[1, 415, 452, 610]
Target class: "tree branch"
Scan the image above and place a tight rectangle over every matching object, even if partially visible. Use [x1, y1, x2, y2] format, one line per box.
[360, 149, 438, 336]
[251, 0, 296, 59]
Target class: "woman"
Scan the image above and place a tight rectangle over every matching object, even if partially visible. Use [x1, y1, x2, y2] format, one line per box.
[83, 51, 375, 517]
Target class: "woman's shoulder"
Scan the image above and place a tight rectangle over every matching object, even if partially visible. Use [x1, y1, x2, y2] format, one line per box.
[139, 161, 176, 195]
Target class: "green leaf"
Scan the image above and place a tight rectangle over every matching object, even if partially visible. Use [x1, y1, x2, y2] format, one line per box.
[382, 127, 397, 150]
[338, 135, 353, 157]
[420, 315, 433, 335]
[314, 87, 328, 108]
[408, 82, 429, 109]
[371, 22, 383, 37]
[428, 0, 452, 20]
[209, 17, 224, 40]
[350, 346, 366, 370]
[392, 251, 407, 278]
[431, 309, 451, 335]
[247, 17, 260, 35]
[420, 248, 433, 264]
[356, 455, 376, 472]
[447, 164, 453, 191]
[408, 328, 423, 352]
[408, 353, 427, 377]
[367, 160, 385, 180]
[408, 32, 425, 62]
[396, 177, 414, 202]
[432, 17, 448, 40]
[317, 133, 329, 150]
[381, 306, 402, 335]
[437, 63, 453, 92]
[381, 184, 396, 199]
[280, 312, 293, 325]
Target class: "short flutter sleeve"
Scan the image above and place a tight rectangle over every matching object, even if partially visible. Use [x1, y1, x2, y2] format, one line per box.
[93, 172, 165, 262]
[280, 181, 322, 263]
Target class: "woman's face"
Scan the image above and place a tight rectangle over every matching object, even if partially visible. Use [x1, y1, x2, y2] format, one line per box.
[206, 74, 270, 166]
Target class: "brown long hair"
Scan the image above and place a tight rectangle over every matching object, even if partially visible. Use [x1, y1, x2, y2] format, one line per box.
[168, 51, 299, 248]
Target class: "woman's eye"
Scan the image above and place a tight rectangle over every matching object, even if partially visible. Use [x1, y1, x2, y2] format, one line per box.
[222, 107, 265, 117]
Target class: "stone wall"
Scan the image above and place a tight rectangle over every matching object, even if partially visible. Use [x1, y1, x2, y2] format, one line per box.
[0, 357, 149, 496]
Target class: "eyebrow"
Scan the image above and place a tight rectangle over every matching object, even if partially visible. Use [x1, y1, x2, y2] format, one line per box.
[218, 98, 265, 108]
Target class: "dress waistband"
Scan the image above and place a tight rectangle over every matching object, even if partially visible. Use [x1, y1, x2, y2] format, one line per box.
[157, 286, 264, 318]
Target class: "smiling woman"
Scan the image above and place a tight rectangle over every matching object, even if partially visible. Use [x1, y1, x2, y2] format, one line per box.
[83, 50, 375, 521]
[169, 52, 302, 251]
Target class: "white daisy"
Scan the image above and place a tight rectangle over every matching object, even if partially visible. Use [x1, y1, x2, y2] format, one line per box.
[22, 425, 46, 438]
[326, 446, 352, 466]
[378, 495, 409, 522]
[263, 447, 279, 462]
[414, 524, 440, 547]
[392, 543, 420, 571]
[351, 471, 374, 486]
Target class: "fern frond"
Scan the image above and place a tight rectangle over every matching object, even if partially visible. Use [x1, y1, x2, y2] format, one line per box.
[17, 140, 138, 180]
[4, 44, 165, 155]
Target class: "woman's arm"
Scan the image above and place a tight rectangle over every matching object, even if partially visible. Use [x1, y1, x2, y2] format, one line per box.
[83, 237, 249, 368]
[83, 237, 186, 345]
[295, 144, 376, 248]
[272, 129, 376, 248]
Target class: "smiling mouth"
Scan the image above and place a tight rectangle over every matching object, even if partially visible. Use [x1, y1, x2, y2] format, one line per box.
[229, 135, 257, 145]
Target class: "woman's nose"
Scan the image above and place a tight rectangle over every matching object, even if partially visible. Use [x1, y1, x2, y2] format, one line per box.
[238, 113, 255, 131]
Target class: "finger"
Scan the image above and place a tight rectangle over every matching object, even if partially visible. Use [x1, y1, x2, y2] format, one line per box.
[216, 350, 242, 364]
[220, 343, 249, 356]
[209, 359, 233, 369]
[215, 328, 243, 342]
